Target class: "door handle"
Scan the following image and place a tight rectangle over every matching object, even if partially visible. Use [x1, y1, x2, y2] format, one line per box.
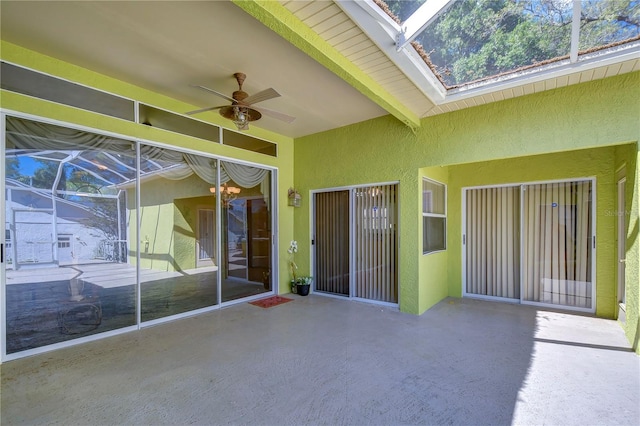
[619, 259, 626, 263]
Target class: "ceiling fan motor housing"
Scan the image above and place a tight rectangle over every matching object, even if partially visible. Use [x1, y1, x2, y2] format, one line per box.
[233, 90, 249, 103]
[221, 72, 260, 122]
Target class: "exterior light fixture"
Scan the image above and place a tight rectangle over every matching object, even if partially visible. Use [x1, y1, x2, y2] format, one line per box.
[288, 187, 301, 207]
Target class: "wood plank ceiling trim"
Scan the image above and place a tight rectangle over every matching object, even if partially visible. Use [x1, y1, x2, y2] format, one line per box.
[288, 1, 435, 120]
[233, 0, 422, 132]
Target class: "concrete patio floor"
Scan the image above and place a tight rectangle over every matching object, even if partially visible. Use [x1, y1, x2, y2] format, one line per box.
[1, 295, 639, 425]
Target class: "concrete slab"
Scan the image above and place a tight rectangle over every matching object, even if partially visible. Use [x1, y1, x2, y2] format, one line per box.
[1, 296, 638, 425]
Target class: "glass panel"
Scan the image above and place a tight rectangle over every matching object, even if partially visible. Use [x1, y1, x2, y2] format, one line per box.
[314, 191, 350, 296]
[139, 104, 221, 144]
[354, 184, 398, 303]
[422, 178, 445, 214]
[423, 216, 446, 253]
[4, 117, 136, 354]
[222, 129, 277, 157]
[220, 161, 272, 302]
[0, 62, 135, 121]
[579, 0, 640, 51]
[522, 181, 593, 309]
[413, 0, 573, 87]
[379, 0, 427, 23]
[465, 187, 520, 299]
[138, 145, 219, 321]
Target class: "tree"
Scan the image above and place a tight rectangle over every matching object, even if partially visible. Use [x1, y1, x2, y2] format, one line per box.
[4, 157, 25, 183]
[30, 159, 67, 194]
[580, 0, 640, 49]
[381, 0, 426, 22]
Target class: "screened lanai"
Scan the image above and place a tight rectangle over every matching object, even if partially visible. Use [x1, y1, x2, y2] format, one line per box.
[0, 0, 638, 364]
[4, 116, 274, 355]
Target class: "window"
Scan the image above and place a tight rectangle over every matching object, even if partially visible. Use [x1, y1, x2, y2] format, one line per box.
[422, 178, 446, 254]
[57, 236, 71, 249]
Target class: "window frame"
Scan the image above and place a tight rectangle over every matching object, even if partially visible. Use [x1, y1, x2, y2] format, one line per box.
[422, 177, 447, 255]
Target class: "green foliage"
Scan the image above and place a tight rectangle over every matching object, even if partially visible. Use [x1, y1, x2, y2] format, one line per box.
[4, 157, 29, 185]
[76, 195, 120, 240]
[580, 0, 640, 49]
[31, 159, 67, 193]
[291, 276, 312, 293]
[381, 0, 639, 86]
[384, 0, 426, 22]
[295, 276, 313, 286]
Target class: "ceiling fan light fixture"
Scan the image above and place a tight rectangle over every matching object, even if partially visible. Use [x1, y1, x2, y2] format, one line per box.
[189, 72, 294, 130]
[219, 105, 261, 131]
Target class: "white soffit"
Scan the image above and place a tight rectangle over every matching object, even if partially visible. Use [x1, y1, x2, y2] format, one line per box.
[334, 0, 446, 105]
[281, 0, 439, 117]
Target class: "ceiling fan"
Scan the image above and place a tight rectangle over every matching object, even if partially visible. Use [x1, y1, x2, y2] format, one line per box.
[186, 72, 296, 131]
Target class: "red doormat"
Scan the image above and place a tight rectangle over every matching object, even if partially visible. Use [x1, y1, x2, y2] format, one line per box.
[249, 296, 293, 308]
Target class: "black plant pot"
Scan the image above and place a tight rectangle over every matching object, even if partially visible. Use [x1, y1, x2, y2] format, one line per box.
[296, 284, 310, 296]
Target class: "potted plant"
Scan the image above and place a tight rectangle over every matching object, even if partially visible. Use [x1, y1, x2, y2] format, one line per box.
[294, 276, 312, 296]
[288, 240, 312, 296]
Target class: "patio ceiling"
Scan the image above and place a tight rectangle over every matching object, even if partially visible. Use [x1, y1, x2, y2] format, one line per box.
[1, 1, 639, 137]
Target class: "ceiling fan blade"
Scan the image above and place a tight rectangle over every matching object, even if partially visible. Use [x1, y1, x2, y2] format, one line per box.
[185, 105, 225, 115]
[251, 105, 296, 124]
[190, 84, 235, 103]
[243, 88, 280, 105]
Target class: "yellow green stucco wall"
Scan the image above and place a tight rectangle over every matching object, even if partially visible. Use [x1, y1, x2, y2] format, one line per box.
[173, 195, 210, 272]
[447, 146, 624, 318]
[614, 144, 640, 351]
[0, 41, 296, 294]
[2, 40, 639, 352]
[419, 166, 449, 312]
[135, 175, 212, 272]
[295, 71, 640, 325]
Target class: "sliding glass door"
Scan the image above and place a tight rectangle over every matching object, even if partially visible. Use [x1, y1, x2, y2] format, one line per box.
[138, 144, 219, 322]
[2, 115, 275, 358]
[314, 184, 398, 304]
[314, 190, 350, 296]
[464, 179, 594, 311]
[522, 181, 593, 309]
[354, 185, 398, 303]
[465, 186, 521, 300]
[220, 160, 272, 302]
[4, 117, 137, 354]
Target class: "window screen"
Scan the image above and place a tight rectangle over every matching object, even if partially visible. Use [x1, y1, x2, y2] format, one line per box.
[423, 178, 446, 254]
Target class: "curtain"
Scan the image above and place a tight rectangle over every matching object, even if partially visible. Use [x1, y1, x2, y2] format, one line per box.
[221, 161, 270, 205]
[6, 116, 132, 153]
[143, 155, 269, 194]
[314, 191, 350, 296]
[8, 117, 270, 191]
[354, 184, 398, 303]
[185, 153, 217, 184]
[465, 186, 520, 299]
[522, 181, 592, 308]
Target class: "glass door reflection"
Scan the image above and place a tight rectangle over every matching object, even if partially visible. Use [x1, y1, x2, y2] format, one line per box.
[4, 117, 136, 354]
[220, 162, 271, 302]
[138, 144, 219, 322]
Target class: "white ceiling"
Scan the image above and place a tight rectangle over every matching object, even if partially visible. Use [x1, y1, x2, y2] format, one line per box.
[1, 1, 639, 139]
[0, 0, 388, 138]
